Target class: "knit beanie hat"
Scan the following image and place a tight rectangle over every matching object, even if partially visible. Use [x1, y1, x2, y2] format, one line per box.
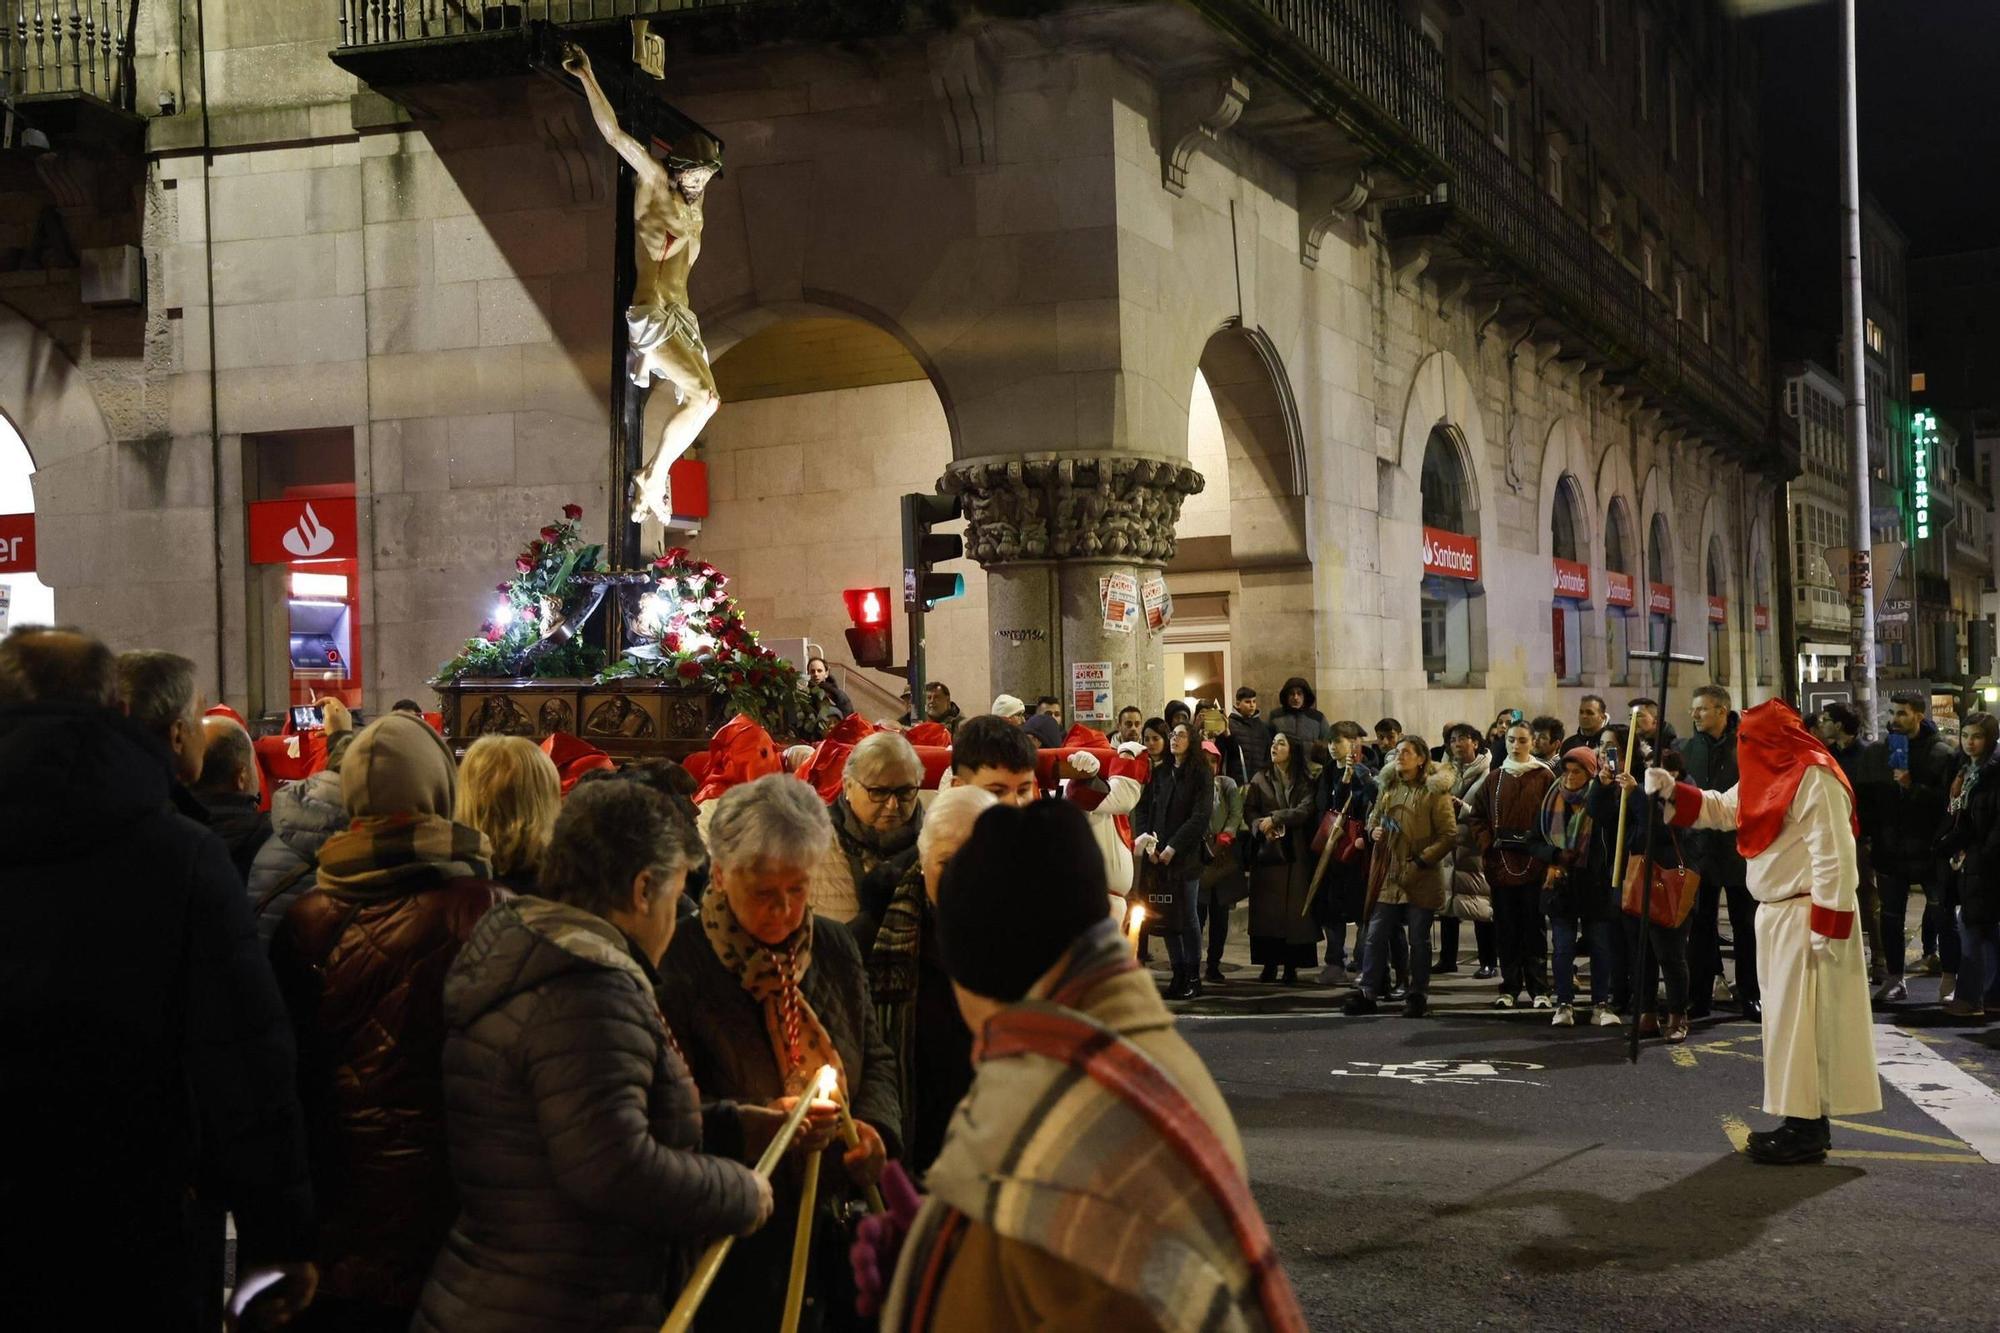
[1560, 745, 1601, 777]
[991, 693, 1027, 720]
[938, 800, 1110, 1001]
[341, 713, 458, 818]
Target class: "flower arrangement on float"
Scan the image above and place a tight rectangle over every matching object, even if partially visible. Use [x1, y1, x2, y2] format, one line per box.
[599, 545, 809, 728]
[436, 503, 608, 680]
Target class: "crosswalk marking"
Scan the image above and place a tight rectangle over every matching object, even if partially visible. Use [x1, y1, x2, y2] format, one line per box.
[1874, 1027, 2000, 1165]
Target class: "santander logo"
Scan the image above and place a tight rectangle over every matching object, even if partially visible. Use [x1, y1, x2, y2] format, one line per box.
[1421, 526, 1479, 580]
[1552, 559, 1589, 599]
[282, 503, 336, 558]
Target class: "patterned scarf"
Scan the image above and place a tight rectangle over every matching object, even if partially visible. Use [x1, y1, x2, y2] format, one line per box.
[699, 880, 849, 1099]
[867, 858, 930, 1154]
[1542, 778, 1594, 852]
[314, 812, 491, 900]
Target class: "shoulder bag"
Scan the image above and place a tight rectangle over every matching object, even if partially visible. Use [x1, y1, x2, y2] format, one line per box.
[1620, 830, 1701, 929]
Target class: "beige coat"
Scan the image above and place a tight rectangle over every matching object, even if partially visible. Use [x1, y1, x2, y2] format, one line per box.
[1367, 767, 1458, 911]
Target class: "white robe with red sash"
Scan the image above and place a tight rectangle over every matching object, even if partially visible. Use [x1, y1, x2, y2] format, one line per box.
[1671, 767, 1882, 1118]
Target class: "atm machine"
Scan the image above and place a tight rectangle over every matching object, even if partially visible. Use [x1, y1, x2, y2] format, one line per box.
[284, 558, 361, 710]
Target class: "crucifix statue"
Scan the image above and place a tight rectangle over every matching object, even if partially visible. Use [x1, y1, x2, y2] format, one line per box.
[563, 43, 722, 528]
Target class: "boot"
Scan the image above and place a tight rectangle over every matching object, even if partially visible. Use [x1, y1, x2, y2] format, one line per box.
[1342, 991, 1378, 1016]
[1204, 961, 1226, 984]
[1165, 966, 1198, 1001]
[1402, 992, 1427, 1018]
[1283, 965, 1300, 986]
[1258, 964, 1279, 984]
[1746, 1116, 1830, 1165]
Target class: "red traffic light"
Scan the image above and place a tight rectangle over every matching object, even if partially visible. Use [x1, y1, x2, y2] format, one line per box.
[843, 586, 890, 627]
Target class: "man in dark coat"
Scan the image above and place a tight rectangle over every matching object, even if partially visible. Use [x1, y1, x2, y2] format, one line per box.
[1227, 686, 1273, 783]
[1856, 691, 1959, 1001]
[1268, 676, 1331, 764]
[0, 627, 316, 1332]
[195, 714, 272, 883]
[1678, 686, 1758, 1019]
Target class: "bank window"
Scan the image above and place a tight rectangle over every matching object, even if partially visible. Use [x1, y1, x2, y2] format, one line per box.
[1552, 477, 1587, 685]
[1706, 546, 1730, 687]
[1421, 427, 1483, 687]
[1648, 513, 1674, 652]
[1606, 500, 1637, 687]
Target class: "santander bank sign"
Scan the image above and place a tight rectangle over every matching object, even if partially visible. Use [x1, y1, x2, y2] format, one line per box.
[1422, 525, 1480, 581]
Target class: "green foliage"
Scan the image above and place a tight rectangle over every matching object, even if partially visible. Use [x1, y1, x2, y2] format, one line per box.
[434, 504, 608, 682]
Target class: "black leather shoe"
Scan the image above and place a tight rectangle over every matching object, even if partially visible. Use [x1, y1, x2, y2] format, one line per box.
[1283, 965, 1300, 985]
[1402, 993, 1428, 1018]
[1738, 1000, 1763, 1021]
[1204, 964, 1226, 984]
[1433, 961, 1461, 974]
[1747, 1118, 1830, 1165]
[1342, 992, 1378, 1016]
[1165, 971, 1198, 1001]
[1258, 964, 1279, 984]
[1474, 965, 1498, 980]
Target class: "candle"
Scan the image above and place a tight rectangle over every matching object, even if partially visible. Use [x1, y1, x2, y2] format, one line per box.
[834, 1095, 887, 1215]
[1124, 903, 1147, 957]
[659, 1064, 836, 1333]
[777, 1154, 822, 1333]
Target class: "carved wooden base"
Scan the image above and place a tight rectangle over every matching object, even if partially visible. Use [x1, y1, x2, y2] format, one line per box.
[435, 677, 727, 761]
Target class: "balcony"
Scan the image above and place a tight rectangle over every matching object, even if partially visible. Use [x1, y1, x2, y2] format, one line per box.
[1, 0, 144, 149]
[1186, 0, 1772, 464]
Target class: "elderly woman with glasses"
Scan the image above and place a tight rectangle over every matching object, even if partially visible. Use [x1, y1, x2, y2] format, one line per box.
[811, 731, 926, 927]
[657, 772, 901, 1333]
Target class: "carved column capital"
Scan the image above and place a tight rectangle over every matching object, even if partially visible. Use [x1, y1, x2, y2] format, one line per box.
[940, 454, 1206, 566]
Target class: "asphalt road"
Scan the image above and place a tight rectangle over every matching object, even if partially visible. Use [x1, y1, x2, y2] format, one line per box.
[1174, 923, 2000, 1332]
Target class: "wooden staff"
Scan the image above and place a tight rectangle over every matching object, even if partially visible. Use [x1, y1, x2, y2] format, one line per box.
[659, 1064, 836, 1333]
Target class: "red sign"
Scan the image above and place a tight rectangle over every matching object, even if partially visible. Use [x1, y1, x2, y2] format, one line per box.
[1753, 604, 1770, 631]
[0, 512, 34, 574]
[1421, 525, 1480, 581]
[1606, 571, 1635, 608]
[668, 458, 709, 519]
[1647, 583, 1675, 615]
[1707, 594, 1727, 624]
[249, 497, 358, 565]
[1552, 558, 1590, 600]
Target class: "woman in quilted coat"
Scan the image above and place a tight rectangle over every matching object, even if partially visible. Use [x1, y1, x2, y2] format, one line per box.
[414, 780, 771, 1333]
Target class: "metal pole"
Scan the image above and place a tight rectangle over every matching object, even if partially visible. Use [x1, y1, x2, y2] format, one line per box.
[1838, 0, 1880, 737]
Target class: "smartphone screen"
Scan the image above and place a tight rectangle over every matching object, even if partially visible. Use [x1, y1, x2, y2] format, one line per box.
[290, 704, 324, 731]
[1888, 732, 1910, 771]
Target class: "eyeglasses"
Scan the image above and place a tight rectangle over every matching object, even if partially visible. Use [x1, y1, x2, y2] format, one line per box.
[860, 783, 921, 805]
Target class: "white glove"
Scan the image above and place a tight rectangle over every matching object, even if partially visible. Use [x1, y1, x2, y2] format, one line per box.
[1643, 767, 1676, 800]
[1133, 832, 1158, 857]
[1068, 751, 1101, 778]
[1810, 931, 1832, 959]
[1115, 740, 1147, 759]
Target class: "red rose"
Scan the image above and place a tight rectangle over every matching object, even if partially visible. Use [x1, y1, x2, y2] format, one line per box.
[484, 624, 504, 643]
[495, 582, 510, 593]
[665, 546, 691, 564]
[515, 556, 533, 573]
[562, 503, 583, 520]
[727, 672, 745, 687]
[697, 563, 718, 578]
[540, 525, 560, 542]
[676, 660, 702, 681]
[749, 668, 767, 686]
[706, 615, 728, 634]
[663, 631, 682, 652]
[527, 539, 544, 558]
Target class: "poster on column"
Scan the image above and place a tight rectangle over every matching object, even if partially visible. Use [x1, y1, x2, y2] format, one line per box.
[0, 585, 10, 634]
[1140, 574, 1172, 631]
[1071, 661, 1113, 723]
[1103, 572, 1138, 633]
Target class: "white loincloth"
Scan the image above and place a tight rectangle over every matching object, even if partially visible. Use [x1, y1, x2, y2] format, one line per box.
[1757, 895, 1882, 1118]
[625, 301, 704, 387]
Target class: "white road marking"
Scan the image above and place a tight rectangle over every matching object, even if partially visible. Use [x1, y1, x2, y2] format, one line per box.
[1876, 1026, 2000, 1165]
[1329, 1058, 1548, 1087]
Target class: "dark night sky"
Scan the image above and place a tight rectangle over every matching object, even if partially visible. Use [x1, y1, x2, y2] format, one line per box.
[1755, 0, 2000, 369]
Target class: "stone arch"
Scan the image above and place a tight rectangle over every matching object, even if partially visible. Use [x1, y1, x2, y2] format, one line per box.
[0, 304, 116, 612]
[1639, 464, 1681, 594]
[1394, 351, 1497, 542]
[1537, 416, 1601, 570]
[1188, 319, 1308, 567]
[1391, 351, 1493, 690]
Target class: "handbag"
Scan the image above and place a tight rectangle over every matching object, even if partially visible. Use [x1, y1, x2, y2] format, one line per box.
[1252, 831, 1290, 867]
[1620, 831, 1701, 929]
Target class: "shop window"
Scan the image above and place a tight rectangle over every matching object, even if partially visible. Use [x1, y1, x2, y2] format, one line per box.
[1552, 475, 1587, 685]
[1648, 513, 1674, 652]
[1420, 427, 1483, 687]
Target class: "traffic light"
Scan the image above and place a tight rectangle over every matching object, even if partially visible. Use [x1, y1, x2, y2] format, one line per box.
[902, 491, 966, 609]
[842, 586, 893, 669]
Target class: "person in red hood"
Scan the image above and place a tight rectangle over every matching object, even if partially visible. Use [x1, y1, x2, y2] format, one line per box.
[1649, 699, 1881, 1164]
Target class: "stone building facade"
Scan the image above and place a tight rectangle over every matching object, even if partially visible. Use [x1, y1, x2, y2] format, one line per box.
[1, 0, 1784, 733]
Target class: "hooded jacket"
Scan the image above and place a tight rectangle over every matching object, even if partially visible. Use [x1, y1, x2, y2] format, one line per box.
[270, 714, 505, 1310]
[0, 703, 314, 1328]
[1267, 677, 1331, 757]
[1856, 719, 1957, 880]
[412, 899, 765, 1333]
[1675, 713, 1747, 888]
[1367, 764, 1457, 909]
[1226, 709, 1273, 782]
[247, 767, 349, 945]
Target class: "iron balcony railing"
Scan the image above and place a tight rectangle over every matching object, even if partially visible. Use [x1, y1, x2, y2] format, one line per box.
[1, 0, 139, 105]
[337, 0, 740, 47]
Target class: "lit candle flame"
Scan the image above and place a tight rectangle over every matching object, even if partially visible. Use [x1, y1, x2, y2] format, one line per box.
[1129, 905, 1146, 931]
[814, 1064, 838, 1098]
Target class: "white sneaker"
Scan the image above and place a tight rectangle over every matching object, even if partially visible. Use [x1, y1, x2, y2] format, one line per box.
[1493, 994, 1516, 1009]
[1531, 994, 1553, 1010]
[1879, 979, 1908, 1003]
[1550, 1003, 1575, 1027]
[1591, 1008, 1623, 1027]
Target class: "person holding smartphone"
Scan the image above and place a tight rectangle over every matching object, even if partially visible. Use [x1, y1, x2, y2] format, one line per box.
[1855, 691, 1958, 1002]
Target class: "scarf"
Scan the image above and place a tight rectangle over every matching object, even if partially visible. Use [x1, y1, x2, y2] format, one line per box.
[1500, 755, 1549, 776]
[833, 793, 921, 887]
[1734, 699, 1859, 859]
[314, 812, 491, 898]
[1542, 779, 1594, 852]
[1451, 749, 1491, 802]
[867, 859, 931, 1155]
[1950, 754, 1993, 816]
[699, 880, 848, 1099]
[899, 918, 1303, 1333]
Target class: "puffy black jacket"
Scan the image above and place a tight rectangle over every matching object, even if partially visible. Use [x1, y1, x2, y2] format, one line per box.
[1267, 676, 1331, 757]
[1937, 755, 2000, 927]
[1228, 712, 1273, 782]
[413, 898, 765, 1333]
[1676, 717, 1746, 888]
[0, 704, 313, 1331]
[1856, 721, 1958, 881]
[1134, 754, 1215, 868]
[655, 915, 900, 1333]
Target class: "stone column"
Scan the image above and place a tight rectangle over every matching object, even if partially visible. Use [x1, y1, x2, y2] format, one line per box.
[942, 454, 1203, 718]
